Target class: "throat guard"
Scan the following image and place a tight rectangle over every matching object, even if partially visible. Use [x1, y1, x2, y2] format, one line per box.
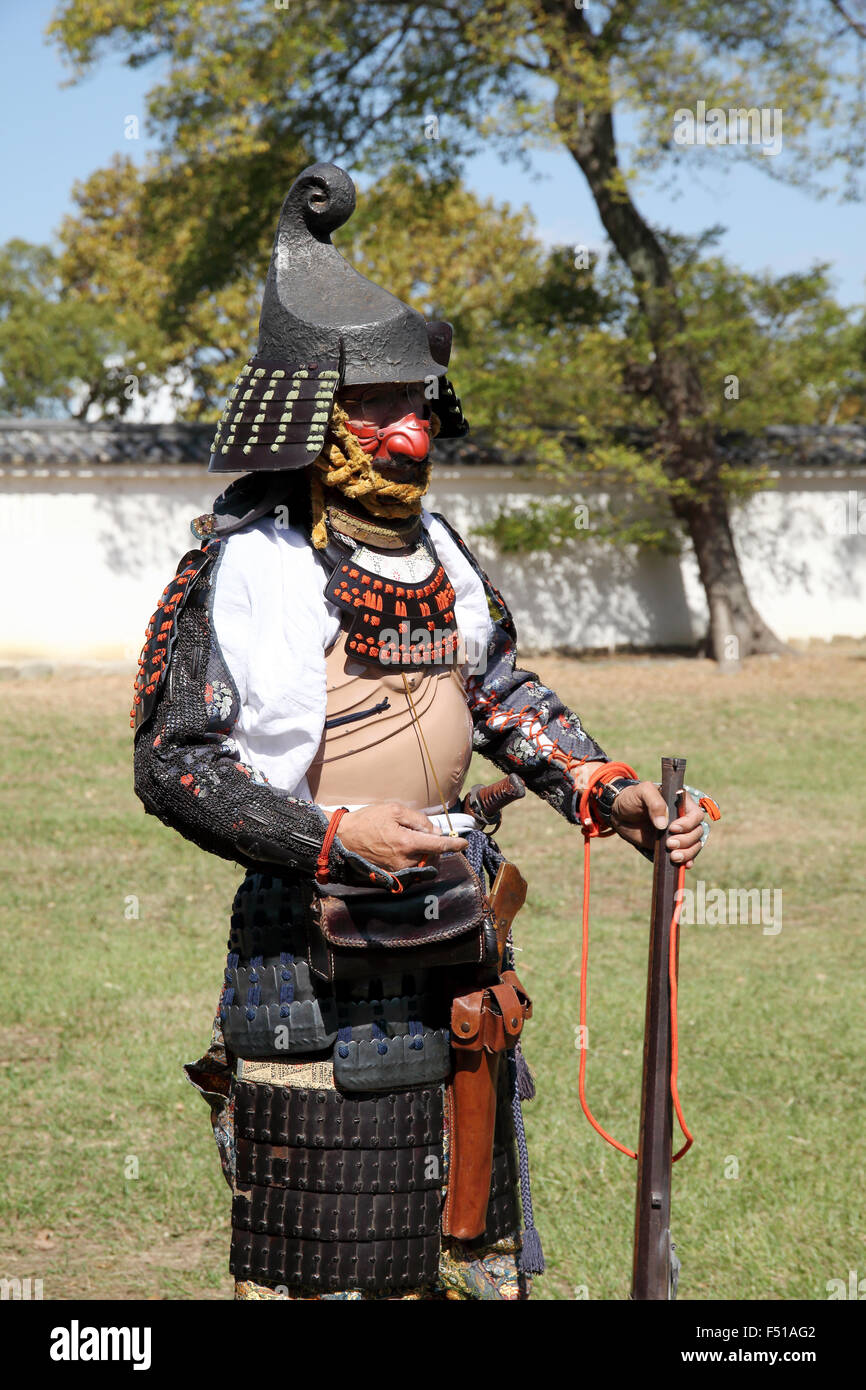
[322, 526, 460, 669]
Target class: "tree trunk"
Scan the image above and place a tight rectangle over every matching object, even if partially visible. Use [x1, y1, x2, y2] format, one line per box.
[539, 8, 787, 660]
[672, 485, 788, 663]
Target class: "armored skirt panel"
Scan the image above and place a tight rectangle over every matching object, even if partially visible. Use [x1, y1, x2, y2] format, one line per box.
[228, 1059, 521, 1295]
[230, 1076, 444, 1291]
[219, 870, 522, 1294]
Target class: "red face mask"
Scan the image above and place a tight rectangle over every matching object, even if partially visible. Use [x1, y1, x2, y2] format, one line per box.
[341, 385, 432, 462]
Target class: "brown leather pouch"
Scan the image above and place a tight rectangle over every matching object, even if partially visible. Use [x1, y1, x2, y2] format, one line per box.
[306, 852, 499, 982]
[442, 970, 532, 1241]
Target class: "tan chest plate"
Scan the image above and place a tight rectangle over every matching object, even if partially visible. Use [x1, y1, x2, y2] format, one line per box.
[306, 626, 473, 811]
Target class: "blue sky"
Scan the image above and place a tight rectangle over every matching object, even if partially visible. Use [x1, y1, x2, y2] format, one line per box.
[2, 1, 863, 307]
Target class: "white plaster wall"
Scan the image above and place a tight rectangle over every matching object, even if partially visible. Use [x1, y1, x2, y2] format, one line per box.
[0, 474, 213, 661]
[0, 468, 863, 660]
[728, 485, 866, 646]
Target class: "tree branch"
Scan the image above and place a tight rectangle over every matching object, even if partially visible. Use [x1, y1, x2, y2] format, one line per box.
[307, 21, 406, 90]
[828, 0, 866, 41]
[536, 0, 596, 49]
[599, 0, 642, 51]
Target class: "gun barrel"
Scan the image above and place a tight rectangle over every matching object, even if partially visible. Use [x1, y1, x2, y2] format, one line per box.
[631, 755, 686, 1301]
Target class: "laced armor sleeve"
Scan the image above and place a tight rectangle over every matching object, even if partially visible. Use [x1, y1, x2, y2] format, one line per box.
[429, 513, 610, 824]
[132, 541, 397, 887]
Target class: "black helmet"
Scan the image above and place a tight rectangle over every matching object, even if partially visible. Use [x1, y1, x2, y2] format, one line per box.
[209, 162, 467, 473]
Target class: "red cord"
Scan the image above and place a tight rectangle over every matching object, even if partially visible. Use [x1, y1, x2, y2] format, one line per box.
[316, 807, 349, 884]
[576, 771, 693, 1162]
[578, 761, 640, 837]
[669, 860, 693, 1160]
[578, 831, 638, 1157]
[316, 806, 406, 895]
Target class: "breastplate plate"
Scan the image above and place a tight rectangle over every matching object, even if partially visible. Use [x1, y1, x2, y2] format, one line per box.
[305, 625, 474, 811]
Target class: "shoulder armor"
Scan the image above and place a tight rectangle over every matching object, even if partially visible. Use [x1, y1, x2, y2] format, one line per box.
[130, 545, 218, 734]
[427, 511, 516, 640]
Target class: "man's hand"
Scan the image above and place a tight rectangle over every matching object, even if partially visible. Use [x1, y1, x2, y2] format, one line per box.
[609, 782, 705, 868]
[338, 801, 467, 871]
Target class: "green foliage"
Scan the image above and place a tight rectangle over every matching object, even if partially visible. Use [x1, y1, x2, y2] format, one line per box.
[57, 155, 263, 420]
[0, 239, 128, 416]
[41, 0, 866, 412]
[476, 499, 686, 558]
[595, 227, 866, 429]
[472, 431, 690, 557]
[476, 500, 591, 555]
[471, 229, 865, 556]
[10, 0, 859, 572]
[47, 2, 866, 210]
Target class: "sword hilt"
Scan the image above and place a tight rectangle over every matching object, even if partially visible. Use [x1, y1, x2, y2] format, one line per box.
[462, 774, 526, 829]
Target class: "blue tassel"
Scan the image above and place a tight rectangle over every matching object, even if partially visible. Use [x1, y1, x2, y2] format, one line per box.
[508, 1051, 545, 1279]
[520, 1222, 546, 1276]
[515, 1044, 536, 1101]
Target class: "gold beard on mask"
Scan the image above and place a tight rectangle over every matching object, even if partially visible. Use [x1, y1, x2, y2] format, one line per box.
[310, 403, 438, 549]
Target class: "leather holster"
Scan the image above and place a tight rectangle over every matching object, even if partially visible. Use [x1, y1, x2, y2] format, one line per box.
[442, 970, 532, 1242]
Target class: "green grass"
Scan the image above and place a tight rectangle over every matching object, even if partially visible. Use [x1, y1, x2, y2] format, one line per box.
[1, 650, 864, 1300]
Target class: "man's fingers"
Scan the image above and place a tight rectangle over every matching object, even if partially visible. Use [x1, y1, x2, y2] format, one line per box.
[667, 823, 703, 852]
[391, 805, 439, 834]
[391, 806, 468, 858]
[339, 803, 467, 872]
[400, 829, 468, 858]
[670, 814, 704, 864]
[672, 845, 701, 864]
[613, 785, 710, 867]
[402, 828, 464, 848]
[670, 795, 703, 834]
[638, 782, 670, 829]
